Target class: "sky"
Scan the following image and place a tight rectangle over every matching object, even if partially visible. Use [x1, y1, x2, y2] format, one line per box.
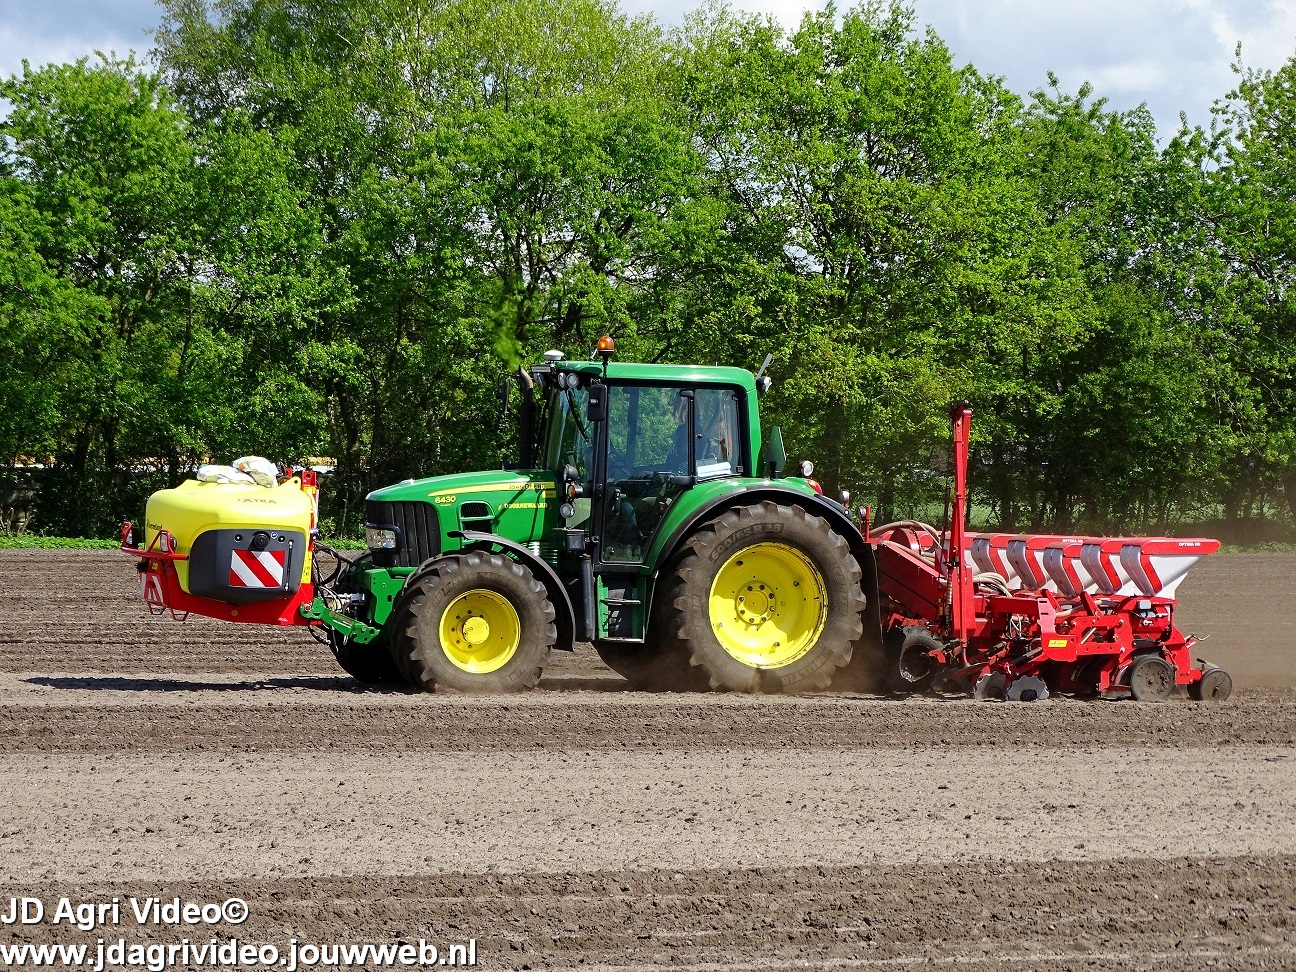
[2, 0, 1295, 133]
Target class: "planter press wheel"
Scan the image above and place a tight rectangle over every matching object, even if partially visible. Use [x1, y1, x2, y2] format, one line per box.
[1127, 655, 1176, 703]
[1189, 668, 1233, 702]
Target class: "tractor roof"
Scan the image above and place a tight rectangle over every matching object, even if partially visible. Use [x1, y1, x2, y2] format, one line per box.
[554, 360, 758, 393]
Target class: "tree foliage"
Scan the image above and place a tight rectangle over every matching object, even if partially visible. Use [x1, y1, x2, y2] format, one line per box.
[2, 1, 1295, 540]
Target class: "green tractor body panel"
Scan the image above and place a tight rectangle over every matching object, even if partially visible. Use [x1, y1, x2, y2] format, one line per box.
[368, 468, 560, 548]
[638, 475, 819, 570]
[359, 566, 415, 630]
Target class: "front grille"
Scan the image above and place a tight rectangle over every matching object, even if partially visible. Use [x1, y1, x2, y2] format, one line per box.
[366, 500, 440, 568]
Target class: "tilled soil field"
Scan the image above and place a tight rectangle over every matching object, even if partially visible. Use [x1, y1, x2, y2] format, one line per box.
[1, 549, 1295, 970]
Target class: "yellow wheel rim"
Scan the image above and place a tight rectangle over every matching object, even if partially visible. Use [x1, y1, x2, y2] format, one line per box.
[438, 589, 521, 674]
[708, 542, 828, 669]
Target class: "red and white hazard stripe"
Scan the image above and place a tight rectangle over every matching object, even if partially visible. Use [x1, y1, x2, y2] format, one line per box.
[142, 572, 165, 605]
[229, 549, 287, 588]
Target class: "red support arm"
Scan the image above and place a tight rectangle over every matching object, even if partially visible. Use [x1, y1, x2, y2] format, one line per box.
[947, 404, 974, 645]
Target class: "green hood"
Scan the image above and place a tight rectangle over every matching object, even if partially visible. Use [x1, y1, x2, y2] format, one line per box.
[367, 469, 559, 548]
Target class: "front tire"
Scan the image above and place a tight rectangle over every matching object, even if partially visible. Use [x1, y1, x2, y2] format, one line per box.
[329, 632, 406, 685]
[667, 501, 865, 693]
[393, 552, 556, 693]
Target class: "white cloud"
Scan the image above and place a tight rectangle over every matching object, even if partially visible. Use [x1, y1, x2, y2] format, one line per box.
[3, 0, 1295, 134]
[0, 24, 145, 80]
[1197, 0, 1296, 78]
[624, 0, 1296, 130]
[1086, 63, 1169, 95]
[0, 1, 155, 81]
[894, 0, 1296, 130]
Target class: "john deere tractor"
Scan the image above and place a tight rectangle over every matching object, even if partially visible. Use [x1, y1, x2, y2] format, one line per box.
[128, 340, 883, 693]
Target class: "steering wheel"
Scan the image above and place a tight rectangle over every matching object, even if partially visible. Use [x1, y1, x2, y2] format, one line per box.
[645, 470, 678, 511]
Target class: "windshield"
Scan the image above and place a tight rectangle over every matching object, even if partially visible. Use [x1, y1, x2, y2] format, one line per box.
[543, 385, 592, 477]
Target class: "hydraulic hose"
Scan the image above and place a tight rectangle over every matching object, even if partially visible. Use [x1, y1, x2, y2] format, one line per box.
[873, 520, 943, 543]
[873, 520, 945, 563]
[974, 572, 1013, 596]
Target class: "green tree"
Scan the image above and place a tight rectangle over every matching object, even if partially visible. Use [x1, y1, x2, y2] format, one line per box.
[0, 57, 339, 534]
[155, 0, 717, 530]
[980, 79, 1219, 531]
[5, 0, 1292, 541]
[672, 3, 1091, 519]
[0, 58, 199, 532]
[1189, 51, 1296, 534]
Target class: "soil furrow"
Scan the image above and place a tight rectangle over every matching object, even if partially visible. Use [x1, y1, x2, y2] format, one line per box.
[4, 858, 1294, 971]
[3, 549, 1296, 969]
[1, 693, 1295, 752]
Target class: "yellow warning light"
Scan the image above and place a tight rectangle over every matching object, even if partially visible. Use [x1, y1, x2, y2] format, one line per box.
[596, 335, 615, 355]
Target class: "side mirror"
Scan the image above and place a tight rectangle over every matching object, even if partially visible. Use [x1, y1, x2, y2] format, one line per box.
[587, 383, 606, 422]
[761, 426, 787, 478]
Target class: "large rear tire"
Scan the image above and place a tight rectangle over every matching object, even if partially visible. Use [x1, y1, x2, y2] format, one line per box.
[666, 501, 864, 693]
[393, 552, 556, 693]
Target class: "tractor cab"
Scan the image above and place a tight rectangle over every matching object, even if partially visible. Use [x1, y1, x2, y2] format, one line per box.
[523, 346, 761, 570]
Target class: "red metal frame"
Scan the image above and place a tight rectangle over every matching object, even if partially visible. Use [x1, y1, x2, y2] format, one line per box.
[870, 405, 1218, 698]
[946, 404, 974, 646]
[121, 521, 314, 627]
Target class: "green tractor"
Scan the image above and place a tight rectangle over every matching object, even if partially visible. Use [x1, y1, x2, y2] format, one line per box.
[333, 340, 881, 693]
[128, 340, 882, 693]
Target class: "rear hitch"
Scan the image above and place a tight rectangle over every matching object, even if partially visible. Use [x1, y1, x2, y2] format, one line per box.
[300, 597, 381, 645]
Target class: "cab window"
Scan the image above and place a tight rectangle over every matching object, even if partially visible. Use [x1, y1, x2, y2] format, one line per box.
[607, 385, 691, 477]
[543, 385, 592, 478]
[601, 384, 744, 564]
[694, 387, 741, 479]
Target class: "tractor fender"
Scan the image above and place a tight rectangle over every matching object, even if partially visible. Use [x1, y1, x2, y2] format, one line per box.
[453, 530, 576, 651]
[650, 487, 883, 654]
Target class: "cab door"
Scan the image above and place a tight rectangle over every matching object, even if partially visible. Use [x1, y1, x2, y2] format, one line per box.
[597, 384, 743, 566]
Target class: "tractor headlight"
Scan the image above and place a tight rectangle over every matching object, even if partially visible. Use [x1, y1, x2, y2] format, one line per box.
[365, 526, 398, 550]
[797, 460, 815, 478]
